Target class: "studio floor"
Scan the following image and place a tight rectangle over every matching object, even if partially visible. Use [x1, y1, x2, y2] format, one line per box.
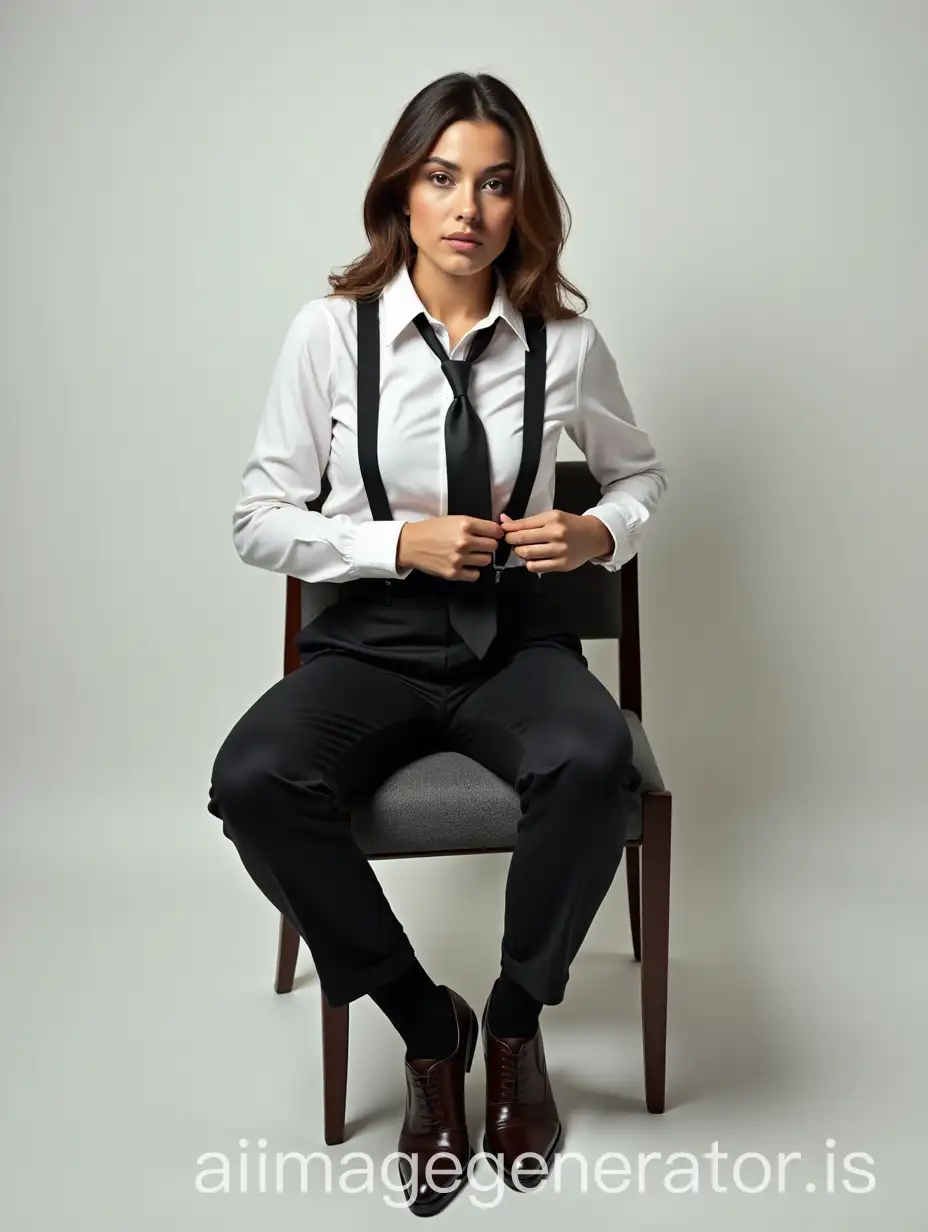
[1, 790, 919, 1230]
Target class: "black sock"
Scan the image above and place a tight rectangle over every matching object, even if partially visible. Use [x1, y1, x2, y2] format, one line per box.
[487, 971, 543, 1038]
[369, 960, 458, 1060]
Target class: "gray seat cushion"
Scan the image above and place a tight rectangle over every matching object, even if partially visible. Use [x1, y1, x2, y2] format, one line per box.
[348, 709, 664, 856]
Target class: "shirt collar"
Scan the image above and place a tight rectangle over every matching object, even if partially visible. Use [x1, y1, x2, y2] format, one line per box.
[379, 261, 529, 351]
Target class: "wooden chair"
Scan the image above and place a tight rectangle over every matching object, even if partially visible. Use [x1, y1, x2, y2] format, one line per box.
[274, 460, 672, 1143]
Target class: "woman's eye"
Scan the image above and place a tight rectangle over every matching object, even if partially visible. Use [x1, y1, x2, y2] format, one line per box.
[428, 173, 508, 193]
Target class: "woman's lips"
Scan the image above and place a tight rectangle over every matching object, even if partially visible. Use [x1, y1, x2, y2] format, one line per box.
[444, 237, 481, 252]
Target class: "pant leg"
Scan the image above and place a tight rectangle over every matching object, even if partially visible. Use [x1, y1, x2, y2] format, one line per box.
[443, 637, 643, 1005]
[207, 651, 443, 1006]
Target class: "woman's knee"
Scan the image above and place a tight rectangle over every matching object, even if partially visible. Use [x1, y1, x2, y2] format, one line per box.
[207, 730, 335, 830]
[208, 737, 276, 824]
[557, 711, 637, 793]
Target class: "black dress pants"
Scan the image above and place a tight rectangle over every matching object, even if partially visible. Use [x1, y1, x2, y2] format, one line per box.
[207, 572, 643, 1007]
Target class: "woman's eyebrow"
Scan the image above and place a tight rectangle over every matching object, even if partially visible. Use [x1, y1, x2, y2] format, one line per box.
[422, 157, 514, 174]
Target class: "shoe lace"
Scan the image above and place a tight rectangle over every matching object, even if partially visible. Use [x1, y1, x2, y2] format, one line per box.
[500, 1048, 522, 1101]
[416, 1070, 443, 1128]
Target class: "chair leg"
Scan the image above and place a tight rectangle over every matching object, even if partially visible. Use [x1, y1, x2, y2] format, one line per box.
[626, 843, 642, 961]
[640, 791, 671, 1113]
[321, 991, 349, 1145]
[275, 915, 300, 994]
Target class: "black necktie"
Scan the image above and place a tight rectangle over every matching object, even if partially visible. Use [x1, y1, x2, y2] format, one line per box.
[414, 312, 500, 658]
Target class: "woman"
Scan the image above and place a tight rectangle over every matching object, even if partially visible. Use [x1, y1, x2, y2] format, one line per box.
[208, 71, 668, 1214]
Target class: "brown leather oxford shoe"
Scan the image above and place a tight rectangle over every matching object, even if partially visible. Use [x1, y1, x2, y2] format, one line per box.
[481, 994, 563, 1191]
[397, 986, 479, 1216]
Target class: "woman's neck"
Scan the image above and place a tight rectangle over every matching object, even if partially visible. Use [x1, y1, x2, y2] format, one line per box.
[409, 256, 496, 329]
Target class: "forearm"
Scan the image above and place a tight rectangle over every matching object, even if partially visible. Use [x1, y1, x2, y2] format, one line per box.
[233, 498, 412, 584]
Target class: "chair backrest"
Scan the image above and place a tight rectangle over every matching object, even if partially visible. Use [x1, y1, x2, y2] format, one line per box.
[284, 460, 643, 717]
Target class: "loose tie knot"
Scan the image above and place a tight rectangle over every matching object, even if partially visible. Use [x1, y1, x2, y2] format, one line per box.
[441, 358, 473, 400]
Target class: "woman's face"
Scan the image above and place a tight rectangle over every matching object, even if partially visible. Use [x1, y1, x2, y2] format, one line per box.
[404, 120, 517, 279]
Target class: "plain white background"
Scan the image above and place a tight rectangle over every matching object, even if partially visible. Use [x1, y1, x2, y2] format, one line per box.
[2, 1, 925, 1227]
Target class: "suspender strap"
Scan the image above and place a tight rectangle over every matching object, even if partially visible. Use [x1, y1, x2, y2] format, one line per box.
[354, 295, 547, 556]
[493, 311, 546, 568]
[356, 296, 393, 522]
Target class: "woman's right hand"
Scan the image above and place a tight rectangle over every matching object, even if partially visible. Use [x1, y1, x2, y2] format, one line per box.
[396, 516, 504, 581]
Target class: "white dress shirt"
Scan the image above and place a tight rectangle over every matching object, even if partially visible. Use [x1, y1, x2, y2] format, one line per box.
[233, 263, 668, 584]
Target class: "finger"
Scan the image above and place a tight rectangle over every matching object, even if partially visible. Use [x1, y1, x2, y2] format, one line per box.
[468, 537, 505, 552]
[504, 528, 551, 545]
[516, 542, 566, 560]
[524, 557, 566, 573]
[468, 518, 505, 538]
[499, 513, 550, 532]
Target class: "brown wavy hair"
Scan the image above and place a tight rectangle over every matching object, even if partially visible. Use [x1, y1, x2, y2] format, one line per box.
[326, 72, 588, 321]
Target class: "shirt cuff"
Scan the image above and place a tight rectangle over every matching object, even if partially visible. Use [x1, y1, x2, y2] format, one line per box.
[347, 519, 414, 578]
[582, 500, 647, 571]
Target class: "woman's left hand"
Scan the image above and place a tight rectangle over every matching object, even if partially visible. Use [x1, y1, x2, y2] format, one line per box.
[500, 510, 614, 573]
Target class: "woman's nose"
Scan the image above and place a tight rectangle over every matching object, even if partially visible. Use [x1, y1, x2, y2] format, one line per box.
[455, 187, 478, 217]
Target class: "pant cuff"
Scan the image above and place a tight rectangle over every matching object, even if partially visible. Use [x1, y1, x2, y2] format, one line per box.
[322, 946, 419, 1008]
[500, 950, 567, 1006]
